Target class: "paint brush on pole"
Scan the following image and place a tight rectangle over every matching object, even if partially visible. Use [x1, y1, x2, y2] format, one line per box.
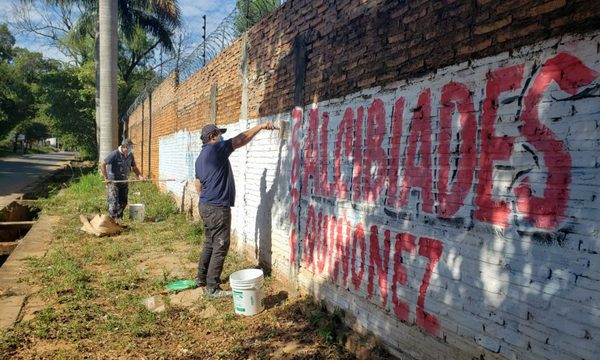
[110, 179, 179, 184]
[273, 119, 287, 140]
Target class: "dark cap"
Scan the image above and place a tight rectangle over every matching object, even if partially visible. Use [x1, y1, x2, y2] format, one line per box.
[201, 124, 227, 141]
[121, 138, 135, 146]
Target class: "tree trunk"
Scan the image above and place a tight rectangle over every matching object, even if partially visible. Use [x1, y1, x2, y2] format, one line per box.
[95, 21, 101, 157]
[98, 0, 118, 161]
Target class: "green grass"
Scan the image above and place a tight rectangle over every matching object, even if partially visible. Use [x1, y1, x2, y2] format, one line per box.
[0, 173, 201, 352]
[0, 171, 364, 359]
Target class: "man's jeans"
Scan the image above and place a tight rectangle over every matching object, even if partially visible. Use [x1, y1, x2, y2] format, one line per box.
[197, 204, 231, 289]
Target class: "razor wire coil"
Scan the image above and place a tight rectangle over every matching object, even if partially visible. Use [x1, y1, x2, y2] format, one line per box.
[122, 0, 286, 123]
[122, 8, 240, 122]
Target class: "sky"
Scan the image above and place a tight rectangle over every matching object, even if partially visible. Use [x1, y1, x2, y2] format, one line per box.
[0, 0, 238, 61]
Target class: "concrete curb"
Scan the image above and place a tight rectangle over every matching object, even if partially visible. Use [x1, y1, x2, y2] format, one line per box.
[0, 215, 59, 330]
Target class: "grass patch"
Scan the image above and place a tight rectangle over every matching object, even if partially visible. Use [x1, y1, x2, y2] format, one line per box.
[310, 302, 347, 344]
[0, 172, 365, 359]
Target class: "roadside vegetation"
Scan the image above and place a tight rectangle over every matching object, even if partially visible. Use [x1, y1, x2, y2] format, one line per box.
[0, 140, 54, 158]
[0, 172, 381, 359]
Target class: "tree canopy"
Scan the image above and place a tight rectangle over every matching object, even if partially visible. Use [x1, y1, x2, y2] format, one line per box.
[234, 0, 281, 35]
[5, 0, 182, 159]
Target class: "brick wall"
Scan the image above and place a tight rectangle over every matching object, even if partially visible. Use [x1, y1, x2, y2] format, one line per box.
[128, 1, 600, 358]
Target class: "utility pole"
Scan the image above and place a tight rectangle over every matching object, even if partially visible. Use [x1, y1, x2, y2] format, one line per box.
[202, 15, 206, 66]
[246, 0, 250, 29]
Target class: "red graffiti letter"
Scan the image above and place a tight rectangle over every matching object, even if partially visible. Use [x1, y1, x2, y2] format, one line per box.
[316, 214, 329, 274]
[334, 108, 354, 199]
[302, 108, 320, 196]
[352, 106, 365, 202]
[304, 205, 317, 271]
[320, 112, 332, 197]
[332, 213, 351, 286]
[399, 89, 434, 213]
[437, 82, 477, 218]
[392, 232, 416, 322]
[368, 226, 391, 307]
[387, 97, 405, 208]
[515, 53, 598, 229]
[475, 65, 524, 227]
[416, 237, 443, 336]
[327, 215, 337, 278]
[351, 223, 365, 290]
[364, 99, 388, 203]
[289, 107, 303, 264]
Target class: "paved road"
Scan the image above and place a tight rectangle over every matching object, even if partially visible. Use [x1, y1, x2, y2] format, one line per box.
[0, 152, 77, 196]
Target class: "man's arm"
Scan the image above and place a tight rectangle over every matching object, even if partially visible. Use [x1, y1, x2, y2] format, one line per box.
[231, 121, 275, 149]
[194, 179, 202, 197]
[132, 164, 145, 180]
[99, 162, 111, 183]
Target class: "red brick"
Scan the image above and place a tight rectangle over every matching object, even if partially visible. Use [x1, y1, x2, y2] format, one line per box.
[474, 16, 513, 35]
[519, 0, 567, 18]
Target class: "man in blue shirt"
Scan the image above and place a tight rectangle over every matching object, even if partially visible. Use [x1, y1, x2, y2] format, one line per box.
[195, 121, 275, 297]
[100, 139, 144, 220]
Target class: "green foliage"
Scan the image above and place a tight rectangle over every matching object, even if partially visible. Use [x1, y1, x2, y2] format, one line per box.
[14, 121, 51, 142]
[0, 60, 36, 139]
[41, 61, 97, 158]
[0, 25, 63, 142]
[234, 0, 281, 35]
[0, 24, 15, 61]
[309, 301, 347, 344]
[1, 0, 182, 158]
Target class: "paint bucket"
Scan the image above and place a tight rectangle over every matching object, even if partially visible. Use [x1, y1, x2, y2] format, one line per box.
[229, 268, 264, 316]
[129, 203, 145, 221]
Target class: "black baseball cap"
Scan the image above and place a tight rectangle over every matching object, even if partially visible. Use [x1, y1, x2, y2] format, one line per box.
[201, 124, 227, 141]
[121, 138, 135, 146]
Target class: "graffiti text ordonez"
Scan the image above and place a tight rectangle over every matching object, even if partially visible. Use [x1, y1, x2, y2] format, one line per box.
[288, 53, 598, 335]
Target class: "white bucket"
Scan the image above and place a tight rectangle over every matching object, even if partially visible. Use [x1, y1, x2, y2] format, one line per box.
[129, 203, 145, 221]
[229, 268, 264, 316]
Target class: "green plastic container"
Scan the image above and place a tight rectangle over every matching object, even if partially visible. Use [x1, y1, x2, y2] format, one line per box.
[165, 279, 196, 292]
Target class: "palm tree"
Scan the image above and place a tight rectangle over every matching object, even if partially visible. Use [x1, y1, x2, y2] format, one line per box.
[23, 0, 181, 159]
[98, 0, 180, 159]
[98, 0, 118, 160]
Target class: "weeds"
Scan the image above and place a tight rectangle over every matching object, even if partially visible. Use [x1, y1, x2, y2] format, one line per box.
[0, 172, 360, 359]
[308, 301, 347, 344]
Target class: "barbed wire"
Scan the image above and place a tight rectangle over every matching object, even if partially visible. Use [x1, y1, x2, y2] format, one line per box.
[122, 1, 286, 123]
[177, 10, 240, 83]
[122, 8, 240, 122]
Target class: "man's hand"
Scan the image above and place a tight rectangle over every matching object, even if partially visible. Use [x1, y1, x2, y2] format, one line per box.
[138, 175, 146, 181]
[233, 121, 276, 149]
[262, 121, 276, 130]
[100, 162, 111, 184]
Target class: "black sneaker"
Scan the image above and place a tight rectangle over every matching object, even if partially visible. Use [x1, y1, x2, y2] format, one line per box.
[205, 287, 232, 298]
[195, 279, 207, 288]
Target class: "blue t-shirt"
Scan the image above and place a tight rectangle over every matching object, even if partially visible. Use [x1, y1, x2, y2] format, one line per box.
[195, 139, 236, 207]
[104, 148, 136, 180]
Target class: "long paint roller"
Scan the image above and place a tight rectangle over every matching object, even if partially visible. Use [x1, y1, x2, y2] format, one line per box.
[273, 119, 287, 140]
[110, 179, 179, 183]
